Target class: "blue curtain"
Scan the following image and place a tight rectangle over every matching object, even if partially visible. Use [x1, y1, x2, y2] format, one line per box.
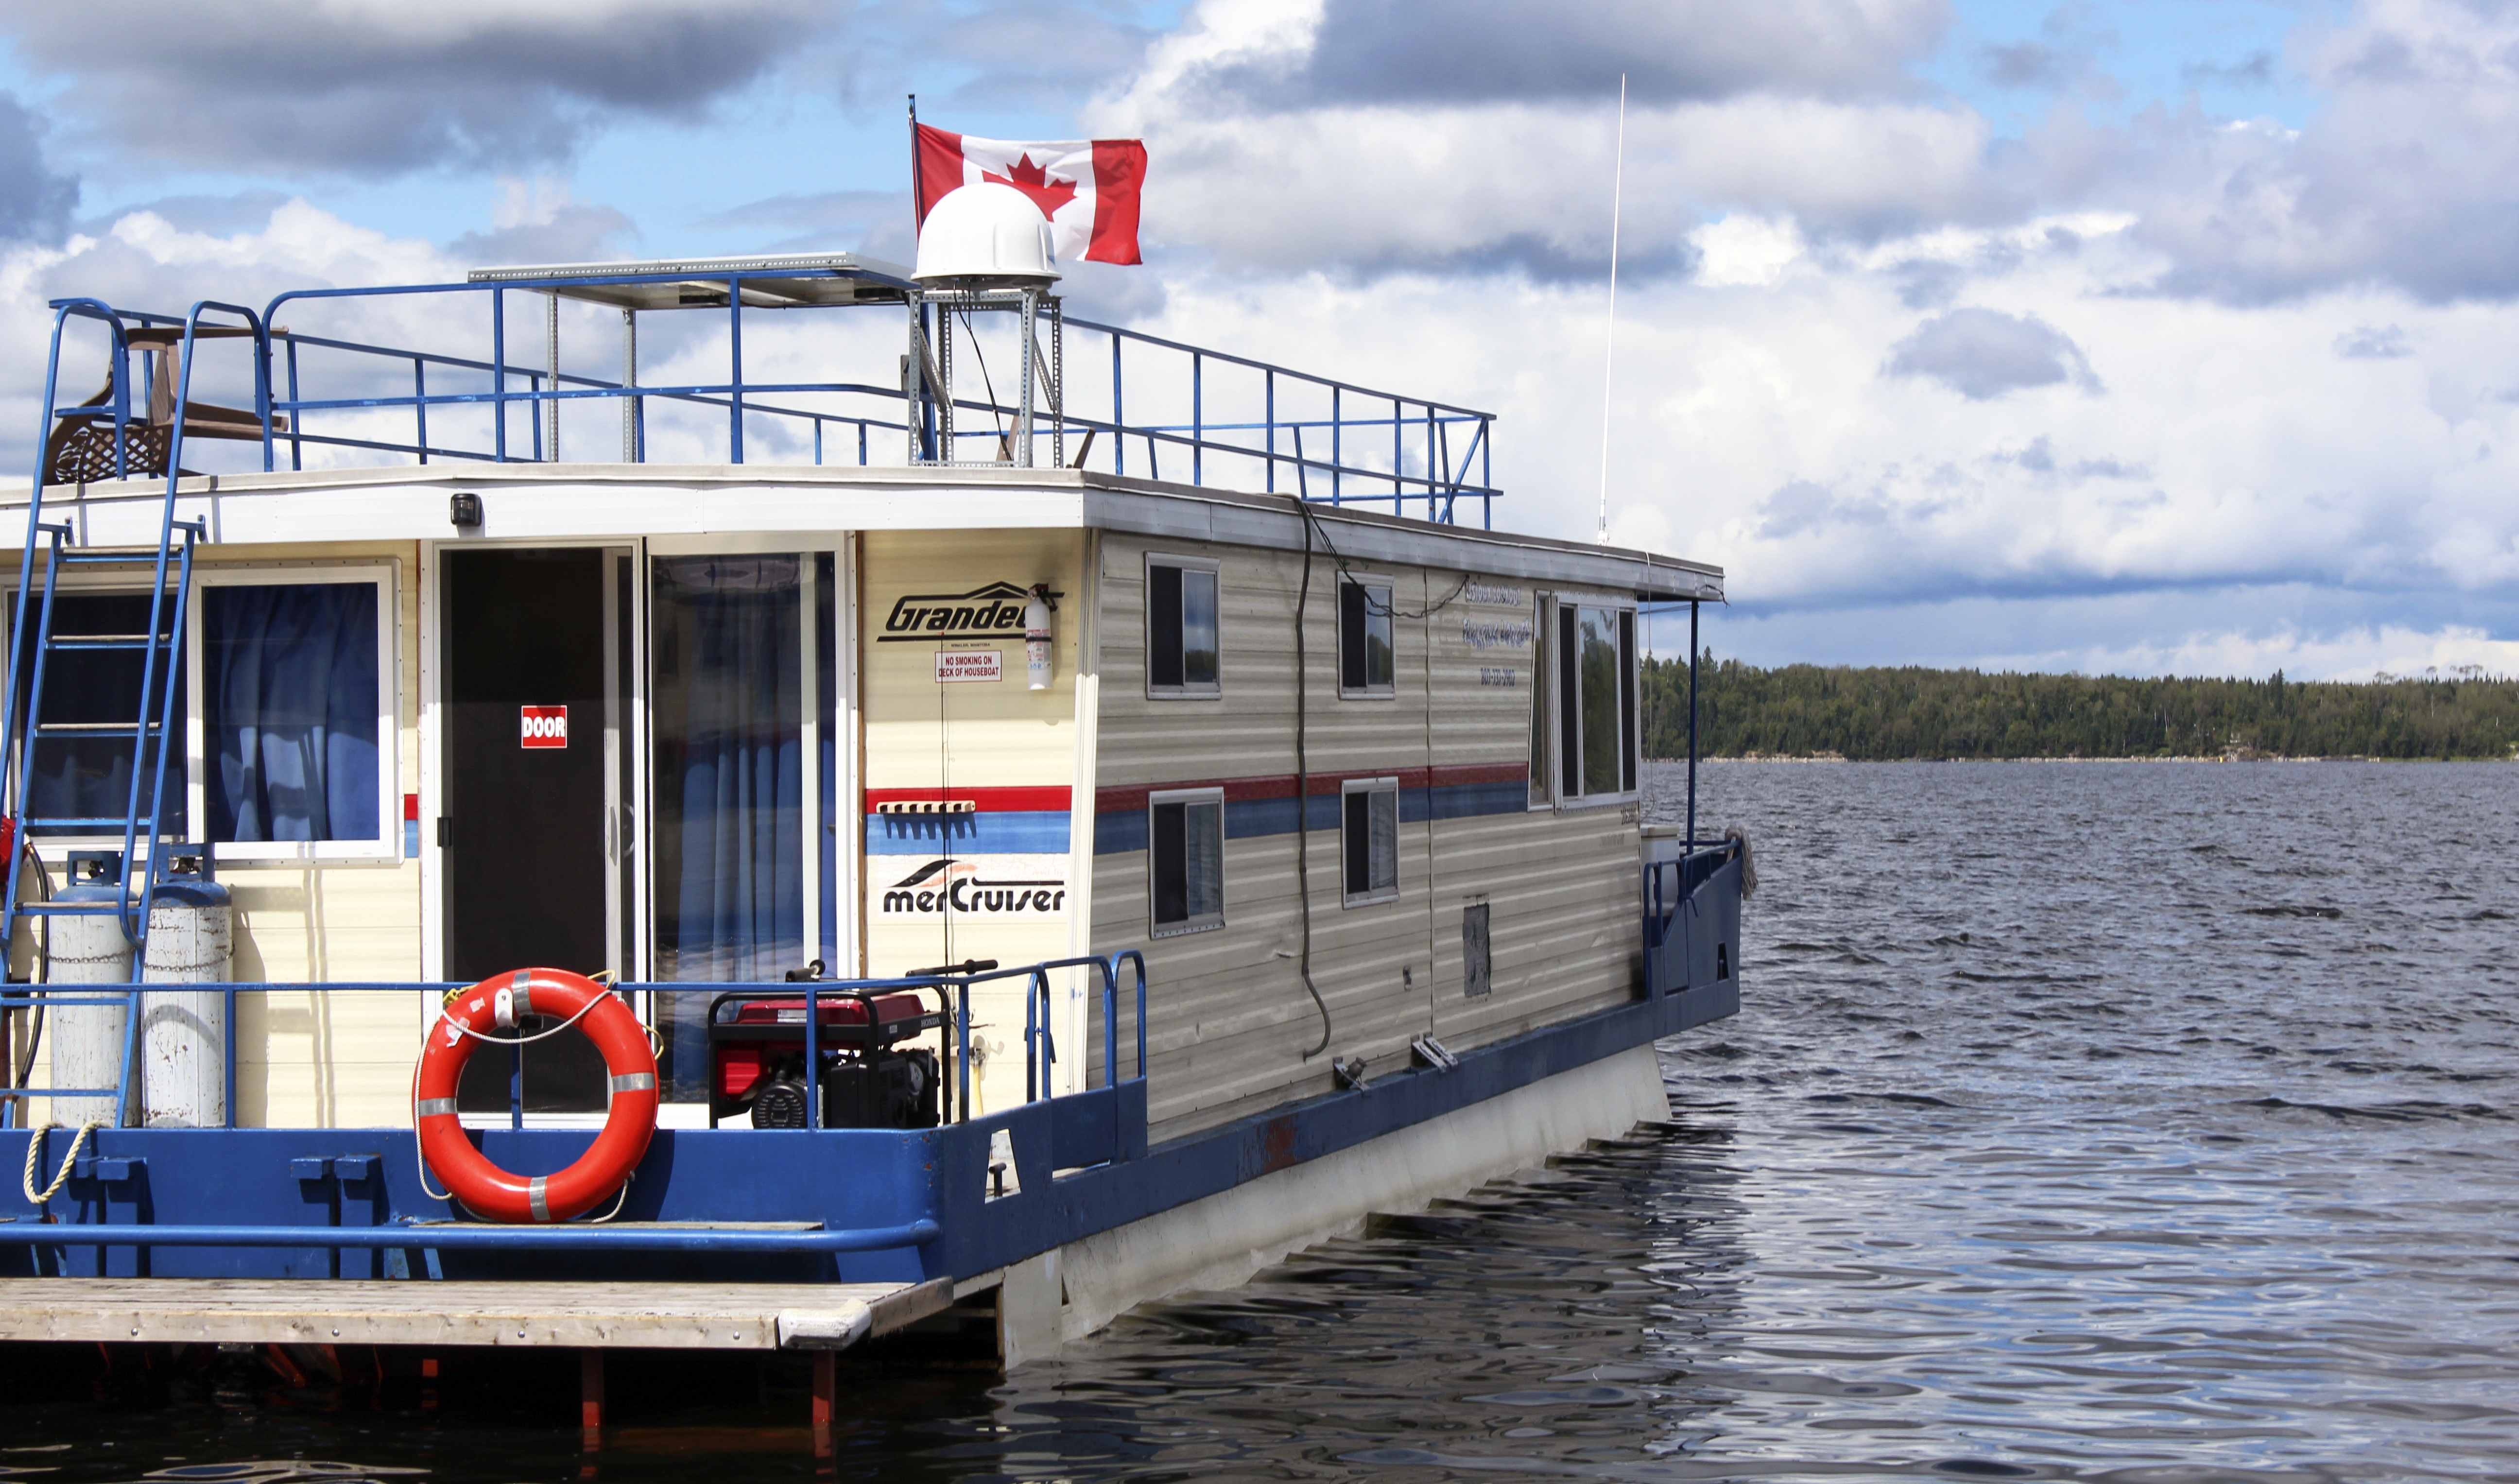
[205, 584, 380, 843]
[652, 556, 804, 1100]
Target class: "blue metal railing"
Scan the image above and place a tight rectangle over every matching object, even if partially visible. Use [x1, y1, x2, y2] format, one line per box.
[0, 952, 1149, 1132]
[230, 276, 1502, 525]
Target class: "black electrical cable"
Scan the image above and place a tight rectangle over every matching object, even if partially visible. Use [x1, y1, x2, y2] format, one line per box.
[1292, 498, 1473, 620]
[1291, 498, 1332, 1061]
[953, 306, 1009, 453]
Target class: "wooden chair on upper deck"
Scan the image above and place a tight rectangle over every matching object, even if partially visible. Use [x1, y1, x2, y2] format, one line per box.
[41, 325, 288, 486]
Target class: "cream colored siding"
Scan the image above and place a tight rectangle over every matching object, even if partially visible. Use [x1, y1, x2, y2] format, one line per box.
[858, 529, 1087, 1115]
[1, 541, 430, 1128]
[1089, 535, 1644, 1142]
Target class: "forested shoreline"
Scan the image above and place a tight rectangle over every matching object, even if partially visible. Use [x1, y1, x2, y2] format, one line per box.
[1639, 657, 2519, 761]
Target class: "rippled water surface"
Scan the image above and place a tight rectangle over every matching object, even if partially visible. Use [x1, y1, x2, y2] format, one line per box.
[10, 762, 2517, 1481]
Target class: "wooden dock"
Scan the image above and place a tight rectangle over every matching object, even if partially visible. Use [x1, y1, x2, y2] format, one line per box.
[0, 1277, 953, 1351]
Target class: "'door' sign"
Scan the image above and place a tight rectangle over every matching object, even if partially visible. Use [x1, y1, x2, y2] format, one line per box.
[520, 706, 569, 748]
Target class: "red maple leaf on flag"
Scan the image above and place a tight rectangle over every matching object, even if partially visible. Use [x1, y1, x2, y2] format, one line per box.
[984, 155, 1079, 221]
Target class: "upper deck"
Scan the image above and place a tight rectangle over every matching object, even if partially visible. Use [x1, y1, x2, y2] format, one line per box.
[15, 251, 1720, 600]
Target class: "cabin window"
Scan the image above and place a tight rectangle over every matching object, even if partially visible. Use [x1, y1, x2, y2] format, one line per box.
[1144, 555, 1220, 696]
[192, 570, 392, 857]
[1338, 577, 1395, 696]
[1148, 786, 1224, 936]
[8, 590, 189, 840]
[1527, 600, 1551, 808]
[6, 567, 397, 858]
[1536, 597, 1638, 806]
[1341, 777, 1399, 905]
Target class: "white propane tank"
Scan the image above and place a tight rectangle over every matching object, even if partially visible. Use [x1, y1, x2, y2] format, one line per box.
[1024, 588, 1054, 690]
[140, 875, 231, 1128]
[46, 873, 135, 1127]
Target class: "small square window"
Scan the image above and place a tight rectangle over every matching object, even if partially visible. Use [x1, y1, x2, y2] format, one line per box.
[1146, 555, 1220, 697]
[1341, 777, 1398, 906]
[1149, 787, 1225, 936]
[1338, 578, 1395, 697]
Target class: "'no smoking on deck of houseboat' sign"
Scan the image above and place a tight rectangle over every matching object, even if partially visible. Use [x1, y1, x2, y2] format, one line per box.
[935, 650, 1002, 683]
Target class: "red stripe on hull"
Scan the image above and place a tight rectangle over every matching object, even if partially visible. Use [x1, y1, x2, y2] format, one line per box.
[1095, 762, 1527, 815]
[864, 785, 1073, 813]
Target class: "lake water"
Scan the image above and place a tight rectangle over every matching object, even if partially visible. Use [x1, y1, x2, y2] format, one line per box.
[8, 761, 2516, 1481]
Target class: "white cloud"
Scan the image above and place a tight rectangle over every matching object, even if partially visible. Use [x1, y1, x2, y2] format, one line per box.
[1693, 216, 1804, 287]
[2013, 623, 2519, 684]
[1, 0, 823, 173]
[1088, 0, 2001, 275]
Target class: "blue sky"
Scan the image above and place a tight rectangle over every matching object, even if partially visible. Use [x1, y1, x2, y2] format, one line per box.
[2, 0, 2515, 680]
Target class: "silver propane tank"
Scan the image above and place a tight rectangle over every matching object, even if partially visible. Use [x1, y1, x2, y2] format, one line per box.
[45, 855, 136, 1127]
[139, 865, 232, 1128]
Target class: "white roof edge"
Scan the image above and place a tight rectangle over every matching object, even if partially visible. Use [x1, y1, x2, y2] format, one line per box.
[1074, 480, 1722, 602]
[4, 463, 1723, 602]
[464, 253, 917, 284]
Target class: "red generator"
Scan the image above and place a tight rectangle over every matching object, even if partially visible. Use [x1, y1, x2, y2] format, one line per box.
[706, 989, 948, 1129]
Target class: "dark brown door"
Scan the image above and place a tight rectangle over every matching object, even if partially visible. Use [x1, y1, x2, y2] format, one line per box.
[442, 547, 612, 1112]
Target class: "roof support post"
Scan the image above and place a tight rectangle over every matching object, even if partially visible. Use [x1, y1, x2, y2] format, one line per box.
[727, 278, 744, 465]
[544, 291, 560, 463]
[621, 309, 639, 464]
[491, 290, 506, 463]
[1687, 601, 1700, 849]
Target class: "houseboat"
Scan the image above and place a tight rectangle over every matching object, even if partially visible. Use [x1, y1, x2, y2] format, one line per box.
[0, 189, 1743, 1404]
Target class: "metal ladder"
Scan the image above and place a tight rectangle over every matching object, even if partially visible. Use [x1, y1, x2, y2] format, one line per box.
[0, 298, 262, 1128]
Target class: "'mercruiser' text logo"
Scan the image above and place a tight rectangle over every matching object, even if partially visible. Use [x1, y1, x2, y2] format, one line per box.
[878, 582, 1064, 642]
[880, 858, 1068, 915]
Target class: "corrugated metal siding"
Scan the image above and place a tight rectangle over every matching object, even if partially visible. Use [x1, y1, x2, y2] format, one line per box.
[1087, 534, 1647, 1142]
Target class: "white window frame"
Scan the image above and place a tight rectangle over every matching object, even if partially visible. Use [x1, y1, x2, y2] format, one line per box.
[187, 562, 401, 864]
[1535, 594, 1639, 811]
[1337, 575, 1397, 699]
[1528, 594, 1554, 810]
[1143, 553, 1222, 699]
[1146, 785, 1225, 937]
[1340, 775, 1400, 907]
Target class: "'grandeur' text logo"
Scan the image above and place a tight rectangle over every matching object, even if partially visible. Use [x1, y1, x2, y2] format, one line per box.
[878, 582, 1063, 642]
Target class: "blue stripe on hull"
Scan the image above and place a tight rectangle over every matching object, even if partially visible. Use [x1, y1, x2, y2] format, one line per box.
[867, 811, 1071, 855]
[1094, 777, 1529, 855]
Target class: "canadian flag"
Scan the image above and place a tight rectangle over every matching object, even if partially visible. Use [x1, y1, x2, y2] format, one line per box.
[915, 123, 1146, 267]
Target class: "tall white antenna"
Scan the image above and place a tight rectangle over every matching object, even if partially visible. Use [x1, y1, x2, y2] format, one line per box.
[1597, 74, 1627, 546]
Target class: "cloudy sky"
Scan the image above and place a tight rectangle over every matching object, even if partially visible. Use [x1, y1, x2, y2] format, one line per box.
[3, 0, 2516, 679]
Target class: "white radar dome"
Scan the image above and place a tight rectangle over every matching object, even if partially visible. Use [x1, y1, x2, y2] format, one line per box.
[914, 182, 1062, 286]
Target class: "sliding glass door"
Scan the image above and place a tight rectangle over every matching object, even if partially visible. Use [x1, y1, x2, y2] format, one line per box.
[647, 550, 841, 1100]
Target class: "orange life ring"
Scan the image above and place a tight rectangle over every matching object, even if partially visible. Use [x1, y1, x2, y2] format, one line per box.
[414, 967, 658, 1223]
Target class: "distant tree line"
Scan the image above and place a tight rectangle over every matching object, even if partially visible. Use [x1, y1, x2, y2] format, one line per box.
[1639, 656, 2519, 760]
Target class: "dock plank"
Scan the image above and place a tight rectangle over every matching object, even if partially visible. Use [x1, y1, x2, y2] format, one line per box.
[0, 1278, 954, 1351]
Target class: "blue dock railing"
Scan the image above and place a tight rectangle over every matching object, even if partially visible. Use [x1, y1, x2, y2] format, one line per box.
[30, 268, 1502, 526]
[0, 952, 1148, 1134]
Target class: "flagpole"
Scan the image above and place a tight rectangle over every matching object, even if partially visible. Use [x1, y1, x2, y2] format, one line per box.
[908, 94, 925, 224]
[1596, 73, 1626, 547]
